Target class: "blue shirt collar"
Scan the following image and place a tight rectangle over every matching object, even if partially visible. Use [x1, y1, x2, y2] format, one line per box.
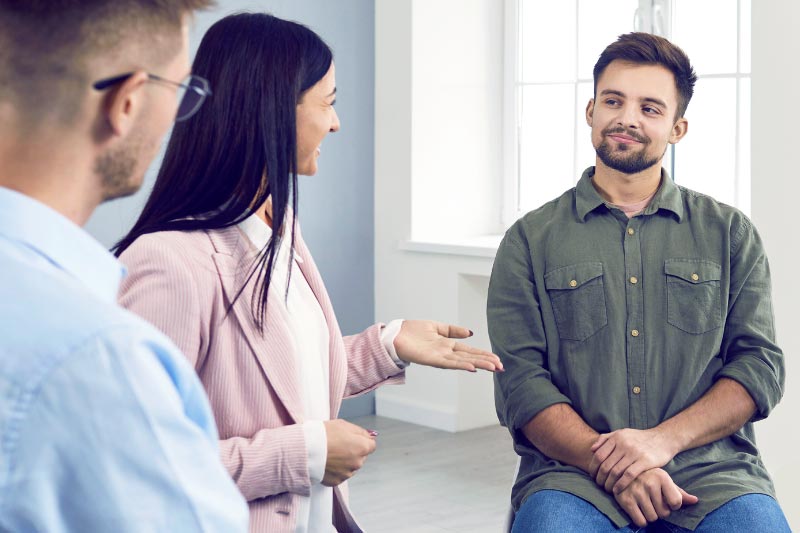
[0, 186, 125, 303]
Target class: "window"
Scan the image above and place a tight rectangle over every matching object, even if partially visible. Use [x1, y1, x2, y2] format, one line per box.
[505, 0, 751, 223]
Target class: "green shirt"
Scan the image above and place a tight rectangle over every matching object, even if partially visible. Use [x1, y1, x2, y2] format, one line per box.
[488, 167, 785, 529]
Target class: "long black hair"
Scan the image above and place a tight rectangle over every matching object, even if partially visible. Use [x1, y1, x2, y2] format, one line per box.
[113, 12, 333, 331]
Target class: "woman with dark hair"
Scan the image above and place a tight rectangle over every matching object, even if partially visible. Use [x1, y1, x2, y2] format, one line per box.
[115, 12, 502, 532]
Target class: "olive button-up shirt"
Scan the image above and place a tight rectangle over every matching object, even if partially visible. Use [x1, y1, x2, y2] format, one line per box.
[488, 167, 784, 530]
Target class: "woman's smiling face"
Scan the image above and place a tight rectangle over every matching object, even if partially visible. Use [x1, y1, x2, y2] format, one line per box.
[295, 62, 340, 176]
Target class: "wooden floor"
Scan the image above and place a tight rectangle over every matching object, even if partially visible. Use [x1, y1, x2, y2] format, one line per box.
[346, 415, 517, 533]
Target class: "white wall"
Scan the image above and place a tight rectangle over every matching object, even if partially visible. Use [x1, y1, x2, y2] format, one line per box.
[410, 0, 503, 241]
[751, 0, 800, 528]
[375, 0, 504, 431]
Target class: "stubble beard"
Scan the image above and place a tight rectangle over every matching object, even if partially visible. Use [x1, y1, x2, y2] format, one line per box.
[94, 134, 147, 202]
[595, 130, 666, 175]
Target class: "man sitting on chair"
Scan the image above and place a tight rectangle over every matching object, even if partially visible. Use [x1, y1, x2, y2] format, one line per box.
[488, 32, 788, 533]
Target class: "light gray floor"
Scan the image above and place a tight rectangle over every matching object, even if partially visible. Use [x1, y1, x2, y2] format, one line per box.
[346, 415, 518, 533]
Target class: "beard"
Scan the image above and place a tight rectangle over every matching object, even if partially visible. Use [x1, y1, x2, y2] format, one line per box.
[94, 134, 148, 202]
[595, 128, 665, 175]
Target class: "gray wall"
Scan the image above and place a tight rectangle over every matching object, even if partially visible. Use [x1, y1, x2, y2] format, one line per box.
[85, 0, 376, 417]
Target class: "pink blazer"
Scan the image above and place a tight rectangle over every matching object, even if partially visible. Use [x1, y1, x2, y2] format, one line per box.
[118, 224, 404, 532]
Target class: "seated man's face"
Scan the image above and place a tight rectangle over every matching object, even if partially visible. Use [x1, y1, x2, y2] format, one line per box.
[586, 60, 686, 175]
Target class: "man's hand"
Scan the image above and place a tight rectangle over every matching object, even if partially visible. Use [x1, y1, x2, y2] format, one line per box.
[589, 427, 677, 494]
[615, 468, 698, 527]
[393, 320, 504, 372]
[322, 419, 377, 487]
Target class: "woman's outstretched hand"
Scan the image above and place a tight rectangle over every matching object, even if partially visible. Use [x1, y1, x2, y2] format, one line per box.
[393, 320, 503, 372]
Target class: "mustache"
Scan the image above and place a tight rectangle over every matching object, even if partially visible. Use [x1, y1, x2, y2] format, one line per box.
[602, 127, 650, 144]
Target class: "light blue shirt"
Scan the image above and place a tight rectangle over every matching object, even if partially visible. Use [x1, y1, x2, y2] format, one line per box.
[0, 187, 249, 532]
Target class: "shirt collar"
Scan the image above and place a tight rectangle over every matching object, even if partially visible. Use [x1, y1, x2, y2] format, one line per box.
[575, 166, 684, 222]
[0, 186, 125, 303]
[237, 210, 303, 263]
[238, 210, 274, 250]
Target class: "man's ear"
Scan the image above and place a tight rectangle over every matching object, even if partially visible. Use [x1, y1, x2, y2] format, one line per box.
[585, 99, 595, 127]
[103, 70, 149, 137]
[669, 116, 688, 144]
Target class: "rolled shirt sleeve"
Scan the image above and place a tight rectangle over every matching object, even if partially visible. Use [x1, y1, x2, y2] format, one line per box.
[716, 215, 785, 420]
[488, 223, 572, 438]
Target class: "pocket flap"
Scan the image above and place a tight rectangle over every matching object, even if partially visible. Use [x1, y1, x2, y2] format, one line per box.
[664, 259, 721, 283]
[545, 262, 604, 290]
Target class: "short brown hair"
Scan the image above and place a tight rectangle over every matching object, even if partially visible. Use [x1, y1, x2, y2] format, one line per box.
[0, 0, 214, 125]
[593, 32, 697, 119]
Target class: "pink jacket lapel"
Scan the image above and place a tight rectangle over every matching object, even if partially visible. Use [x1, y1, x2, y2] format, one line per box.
[207, 226, 305, 423]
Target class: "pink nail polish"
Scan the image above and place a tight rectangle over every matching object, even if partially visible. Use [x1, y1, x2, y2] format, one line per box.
[368, 430, 379, 437]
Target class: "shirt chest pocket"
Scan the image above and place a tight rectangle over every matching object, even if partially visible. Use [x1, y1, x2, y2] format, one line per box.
[665, 259, 723, 334]
[544, 262, 608, 342]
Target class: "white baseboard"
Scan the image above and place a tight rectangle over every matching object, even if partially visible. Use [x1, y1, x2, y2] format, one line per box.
[376, 391, 499, 433]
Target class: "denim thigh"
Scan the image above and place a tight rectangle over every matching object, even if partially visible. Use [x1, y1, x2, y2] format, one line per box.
[660, 494, 791, 533]
[512, 490, 640, 533]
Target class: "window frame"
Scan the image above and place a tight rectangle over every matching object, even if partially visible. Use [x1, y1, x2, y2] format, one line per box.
[503, 0, 752, 223]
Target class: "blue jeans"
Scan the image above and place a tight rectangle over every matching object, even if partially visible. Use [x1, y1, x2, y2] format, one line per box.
[511, 490, 791, 532]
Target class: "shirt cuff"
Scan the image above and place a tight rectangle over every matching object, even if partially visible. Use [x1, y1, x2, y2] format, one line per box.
[381, 319, 408, 368]
[302, 420, 327, 485]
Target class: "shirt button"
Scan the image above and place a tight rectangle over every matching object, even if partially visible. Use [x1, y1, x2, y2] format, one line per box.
[629, 276, 638, 284]
[631, 329, 640, 337]
[632, 386, 642, 394]
[691, 273, 699, 281]
[569, 279, 577, 288]
[627, 228, 635, 236]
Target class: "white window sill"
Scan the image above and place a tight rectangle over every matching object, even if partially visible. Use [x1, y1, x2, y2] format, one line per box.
[398, 235, 503, 259]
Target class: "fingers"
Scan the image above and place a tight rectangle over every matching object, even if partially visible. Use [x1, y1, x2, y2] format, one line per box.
[595, 447, 623, 487]
[647, 478, 671, 519]
[398, 321, 503, 372]
[363, 435, 377, 456]
[618, 494, 648, 528]
[451, 342, 496, 358]
[589, 439, 614, 478]
[603, 455, 635, 492]
[343, 421, 378, 455]
[662, 481, 683, 511]
[455, 354, 502, 372]
[612, 460, 646, 494]
[450, 344, 503, 372]
[437, 322, 472, 339]
[591, 433, 610, 452]
[333, 418, 370, 436]
[323, 419, 378, 486]
[679, 487, 699, 505]
[638, 491, 659, 524]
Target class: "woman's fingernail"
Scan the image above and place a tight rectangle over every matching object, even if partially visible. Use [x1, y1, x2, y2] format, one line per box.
[468, 329, 474, 336]
[368, 430, 379, 437]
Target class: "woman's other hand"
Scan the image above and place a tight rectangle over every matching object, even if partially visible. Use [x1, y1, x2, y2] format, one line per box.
[393, 320, 503, 372]
[322, 419, 377, 487]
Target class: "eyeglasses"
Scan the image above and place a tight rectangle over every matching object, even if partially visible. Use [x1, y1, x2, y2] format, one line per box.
[92, 73, 212, 122]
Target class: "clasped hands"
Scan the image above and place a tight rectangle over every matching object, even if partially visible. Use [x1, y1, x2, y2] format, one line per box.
[587, 428, 698, 527]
